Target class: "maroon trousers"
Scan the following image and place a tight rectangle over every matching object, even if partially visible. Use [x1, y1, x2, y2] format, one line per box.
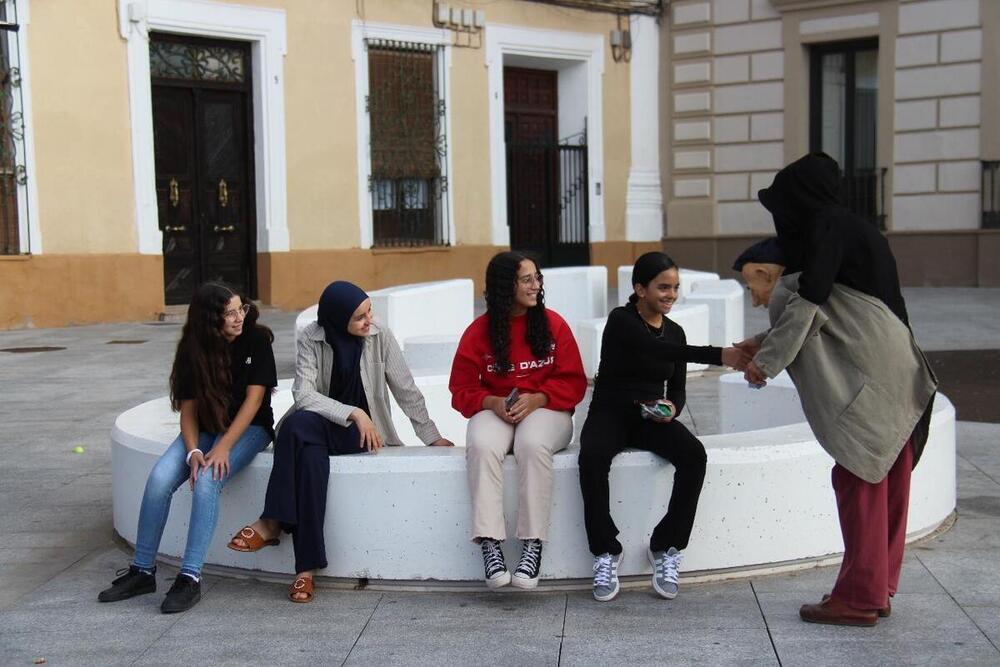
[829, 438, 914, 611]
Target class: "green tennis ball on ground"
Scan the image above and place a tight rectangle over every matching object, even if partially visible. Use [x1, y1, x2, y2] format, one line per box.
[72, 446, 85, 454]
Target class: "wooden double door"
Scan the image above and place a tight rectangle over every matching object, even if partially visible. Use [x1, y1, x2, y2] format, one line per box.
[152, 34, 256, 305]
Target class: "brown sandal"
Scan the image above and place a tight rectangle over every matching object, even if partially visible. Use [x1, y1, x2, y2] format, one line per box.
[227, 526, 280, 552]
[288, 576, 314, 603]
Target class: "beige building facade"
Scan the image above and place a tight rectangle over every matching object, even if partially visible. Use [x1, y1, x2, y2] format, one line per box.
[0, 0, 663, 329]
[660, 0, 1000, 286]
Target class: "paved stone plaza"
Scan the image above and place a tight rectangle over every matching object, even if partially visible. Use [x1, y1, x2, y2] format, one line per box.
[0, 289, 998, 666]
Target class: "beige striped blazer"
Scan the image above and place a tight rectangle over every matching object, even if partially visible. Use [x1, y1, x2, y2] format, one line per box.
[277, 321, 443, 446]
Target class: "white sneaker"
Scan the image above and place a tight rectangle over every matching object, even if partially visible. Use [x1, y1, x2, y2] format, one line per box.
[592, 551, 623, 602]
[481, 539, 511, 589]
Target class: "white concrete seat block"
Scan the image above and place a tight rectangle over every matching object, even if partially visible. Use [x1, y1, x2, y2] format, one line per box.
[403, 335, 460, 376]
[542, 266, 608, 329]
[686, 279, 745, 347]
[295, 279, 474, 347]
[111, 379, 956, 582]
[617, 266, 633, 306]
[575, 317, 607, 379]
[668, 303, 711, 372]
[387, 374, 467, 447]
[369, 279, 474, 347]
[679, 268, 721, 300]
[718, 371, 806, 434]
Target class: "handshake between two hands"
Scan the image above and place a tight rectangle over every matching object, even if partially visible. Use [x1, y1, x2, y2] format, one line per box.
[721, 338, 768, 389]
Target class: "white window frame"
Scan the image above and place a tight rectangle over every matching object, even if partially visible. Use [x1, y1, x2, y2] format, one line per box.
[351, 20, 454, 249]
[117, 0, 288, 255]
[3, 0, 39, 253]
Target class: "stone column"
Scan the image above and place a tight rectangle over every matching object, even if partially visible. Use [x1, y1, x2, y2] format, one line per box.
[625, 14, 664, 242]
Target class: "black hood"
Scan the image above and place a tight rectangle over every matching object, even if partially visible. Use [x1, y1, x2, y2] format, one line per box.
[757, 152, 842, 240]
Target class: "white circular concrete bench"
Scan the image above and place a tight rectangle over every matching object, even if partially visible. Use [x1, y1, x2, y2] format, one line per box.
[111, 374, 955, 586]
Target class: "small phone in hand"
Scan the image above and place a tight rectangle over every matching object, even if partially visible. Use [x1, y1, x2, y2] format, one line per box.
[504, 388, 520, 412]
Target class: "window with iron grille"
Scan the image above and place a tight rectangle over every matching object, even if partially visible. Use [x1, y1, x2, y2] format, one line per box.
[0, 0, 25, 255]
[366, 40, 449, 248]
[984, 161, 1000, 229]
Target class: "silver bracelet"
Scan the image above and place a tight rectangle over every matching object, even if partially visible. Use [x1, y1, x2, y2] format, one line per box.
[185, 448, 203, 465]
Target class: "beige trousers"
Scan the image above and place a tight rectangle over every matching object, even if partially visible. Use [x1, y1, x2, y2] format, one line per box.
[466, 407, 573, 542]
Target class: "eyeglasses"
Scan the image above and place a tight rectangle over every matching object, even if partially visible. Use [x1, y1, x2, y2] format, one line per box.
[223, 304, 251, 321]
[516, 273, 543, 286]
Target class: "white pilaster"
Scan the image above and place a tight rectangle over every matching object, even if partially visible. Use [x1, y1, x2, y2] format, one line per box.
[625, 15, 663, 242]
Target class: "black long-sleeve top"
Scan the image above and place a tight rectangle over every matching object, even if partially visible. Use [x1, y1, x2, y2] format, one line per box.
[590, 303, 723, 416]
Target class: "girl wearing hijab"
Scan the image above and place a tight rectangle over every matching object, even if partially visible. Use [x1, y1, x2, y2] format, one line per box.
[741, 153, 937, 627]
[227, 281, 452, 602]
[449, 251, 587, 590]
[98, 282, 276, 614]
[579, 252, 747, 602]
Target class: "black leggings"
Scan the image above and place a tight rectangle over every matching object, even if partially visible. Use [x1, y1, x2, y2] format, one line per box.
[578, 406, 707, 556]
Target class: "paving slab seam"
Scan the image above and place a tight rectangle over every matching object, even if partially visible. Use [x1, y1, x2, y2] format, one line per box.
[913, 551, 1000, 656]
[749, 580, 783, 667]
[958, 453, 1000, 487]
[341, 592, 384, 666]
[127, 577, 222, 665]
[556, 593, 569, 666]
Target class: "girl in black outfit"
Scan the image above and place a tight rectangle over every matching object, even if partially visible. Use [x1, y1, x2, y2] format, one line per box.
[578, 252, 746, 602]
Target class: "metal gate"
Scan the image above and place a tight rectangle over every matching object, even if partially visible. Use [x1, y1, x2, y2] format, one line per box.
[506, 142, 589, 267]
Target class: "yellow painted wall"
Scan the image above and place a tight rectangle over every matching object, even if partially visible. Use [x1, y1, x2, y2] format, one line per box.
[29, 1, 136, 253]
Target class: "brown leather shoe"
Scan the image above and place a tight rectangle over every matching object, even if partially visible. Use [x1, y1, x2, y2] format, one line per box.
[822, 593, 890, 618]
[800, 597, 878, 626]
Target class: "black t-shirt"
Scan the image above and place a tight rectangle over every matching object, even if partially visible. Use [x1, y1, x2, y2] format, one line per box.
[175, 326, 278, 435]
[591, 304, 722, 414]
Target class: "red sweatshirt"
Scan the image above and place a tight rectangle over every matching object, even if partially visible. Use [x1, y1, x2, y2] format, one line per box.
[449, 309, 587, 418]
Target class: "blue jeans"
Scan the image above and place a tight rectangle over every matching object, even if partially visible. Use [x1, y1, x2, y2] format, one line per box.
[132, 426, 270, 578]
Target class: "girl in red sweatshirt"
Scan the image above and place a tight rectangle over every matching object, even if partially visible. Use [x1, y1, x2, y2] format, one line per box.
[449, 251, 586, 590]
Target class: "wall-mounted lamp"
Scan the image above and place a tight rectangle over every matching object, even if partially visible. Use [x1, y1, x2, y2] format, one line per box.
[610, 15, 632, 63]
[434, 3, 485, 48]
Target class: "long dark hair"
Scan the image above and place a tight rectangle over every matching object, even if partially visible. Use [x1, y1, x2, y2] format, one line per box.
[169, 282, 272, 433]
[628, 252, 678, 305]
[484, 251, 552, 375]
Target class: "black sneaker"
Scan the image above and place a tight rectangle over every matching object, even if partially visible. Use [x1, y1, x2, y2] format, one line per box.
[481, 539, 511, 589]
[511, 539, 543, 589]
[97, 565, 156, 603]
[160, 574, 201, 614]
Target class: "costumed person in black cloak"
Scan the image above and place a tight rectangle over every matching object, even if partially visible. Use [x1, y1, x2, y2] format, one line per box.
[734, 153, 937, 627]
[226, 281, 453, 602]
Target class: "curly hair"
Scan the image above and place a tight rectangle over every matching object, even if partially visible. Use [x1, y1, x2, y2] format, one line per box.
[169, 282, 273, 434]
[484, 251, 552, 375]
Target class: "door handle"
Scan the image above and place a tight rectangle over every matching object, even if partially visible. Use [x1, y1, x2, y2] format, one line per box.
[164, 225, 187, 232]
[218, 178, 229, 208]
[169, 178, 179, 207]
[213, 225, 236, 233]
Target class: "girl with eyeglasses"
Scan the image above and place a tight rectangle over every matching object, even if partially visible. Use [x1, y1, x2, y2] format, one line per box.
[226, 281, 453, 603]
[449, 251, 587, 590]
[98, 282, 276, 614]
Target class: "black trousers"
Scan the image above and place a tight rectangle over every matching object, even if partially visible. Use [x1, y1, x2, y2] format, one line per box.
[260, 410, 361, 573]
[578, 406, 707, 556]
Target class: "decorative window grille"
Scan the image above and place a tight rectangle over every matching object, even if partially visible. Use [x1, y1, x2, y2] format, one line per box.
[149, 40, 246, 84]
[366, 39, 449, 248]
[0, 0, 26, 255]
[984, 161, 1000, 229]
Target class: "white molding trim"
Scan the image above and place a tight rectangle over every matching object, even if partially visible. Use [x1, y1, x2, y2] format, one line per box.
[9, 0, 40, 253]
[117, 0, 288, 255]
[625, 15, 663, 242]
[350, 20, 454, 250]
[485, 24, 606, 246]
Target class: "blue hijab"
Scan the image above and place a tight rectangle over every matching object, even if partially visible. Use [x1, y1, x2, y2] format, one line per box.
[316, 281, 370, 411]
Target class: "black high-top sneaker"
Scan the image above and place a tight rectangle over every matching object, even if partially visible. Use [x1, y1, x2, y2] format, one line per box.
[481, 538, 511, 589]
[511, 539, 543, 589]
